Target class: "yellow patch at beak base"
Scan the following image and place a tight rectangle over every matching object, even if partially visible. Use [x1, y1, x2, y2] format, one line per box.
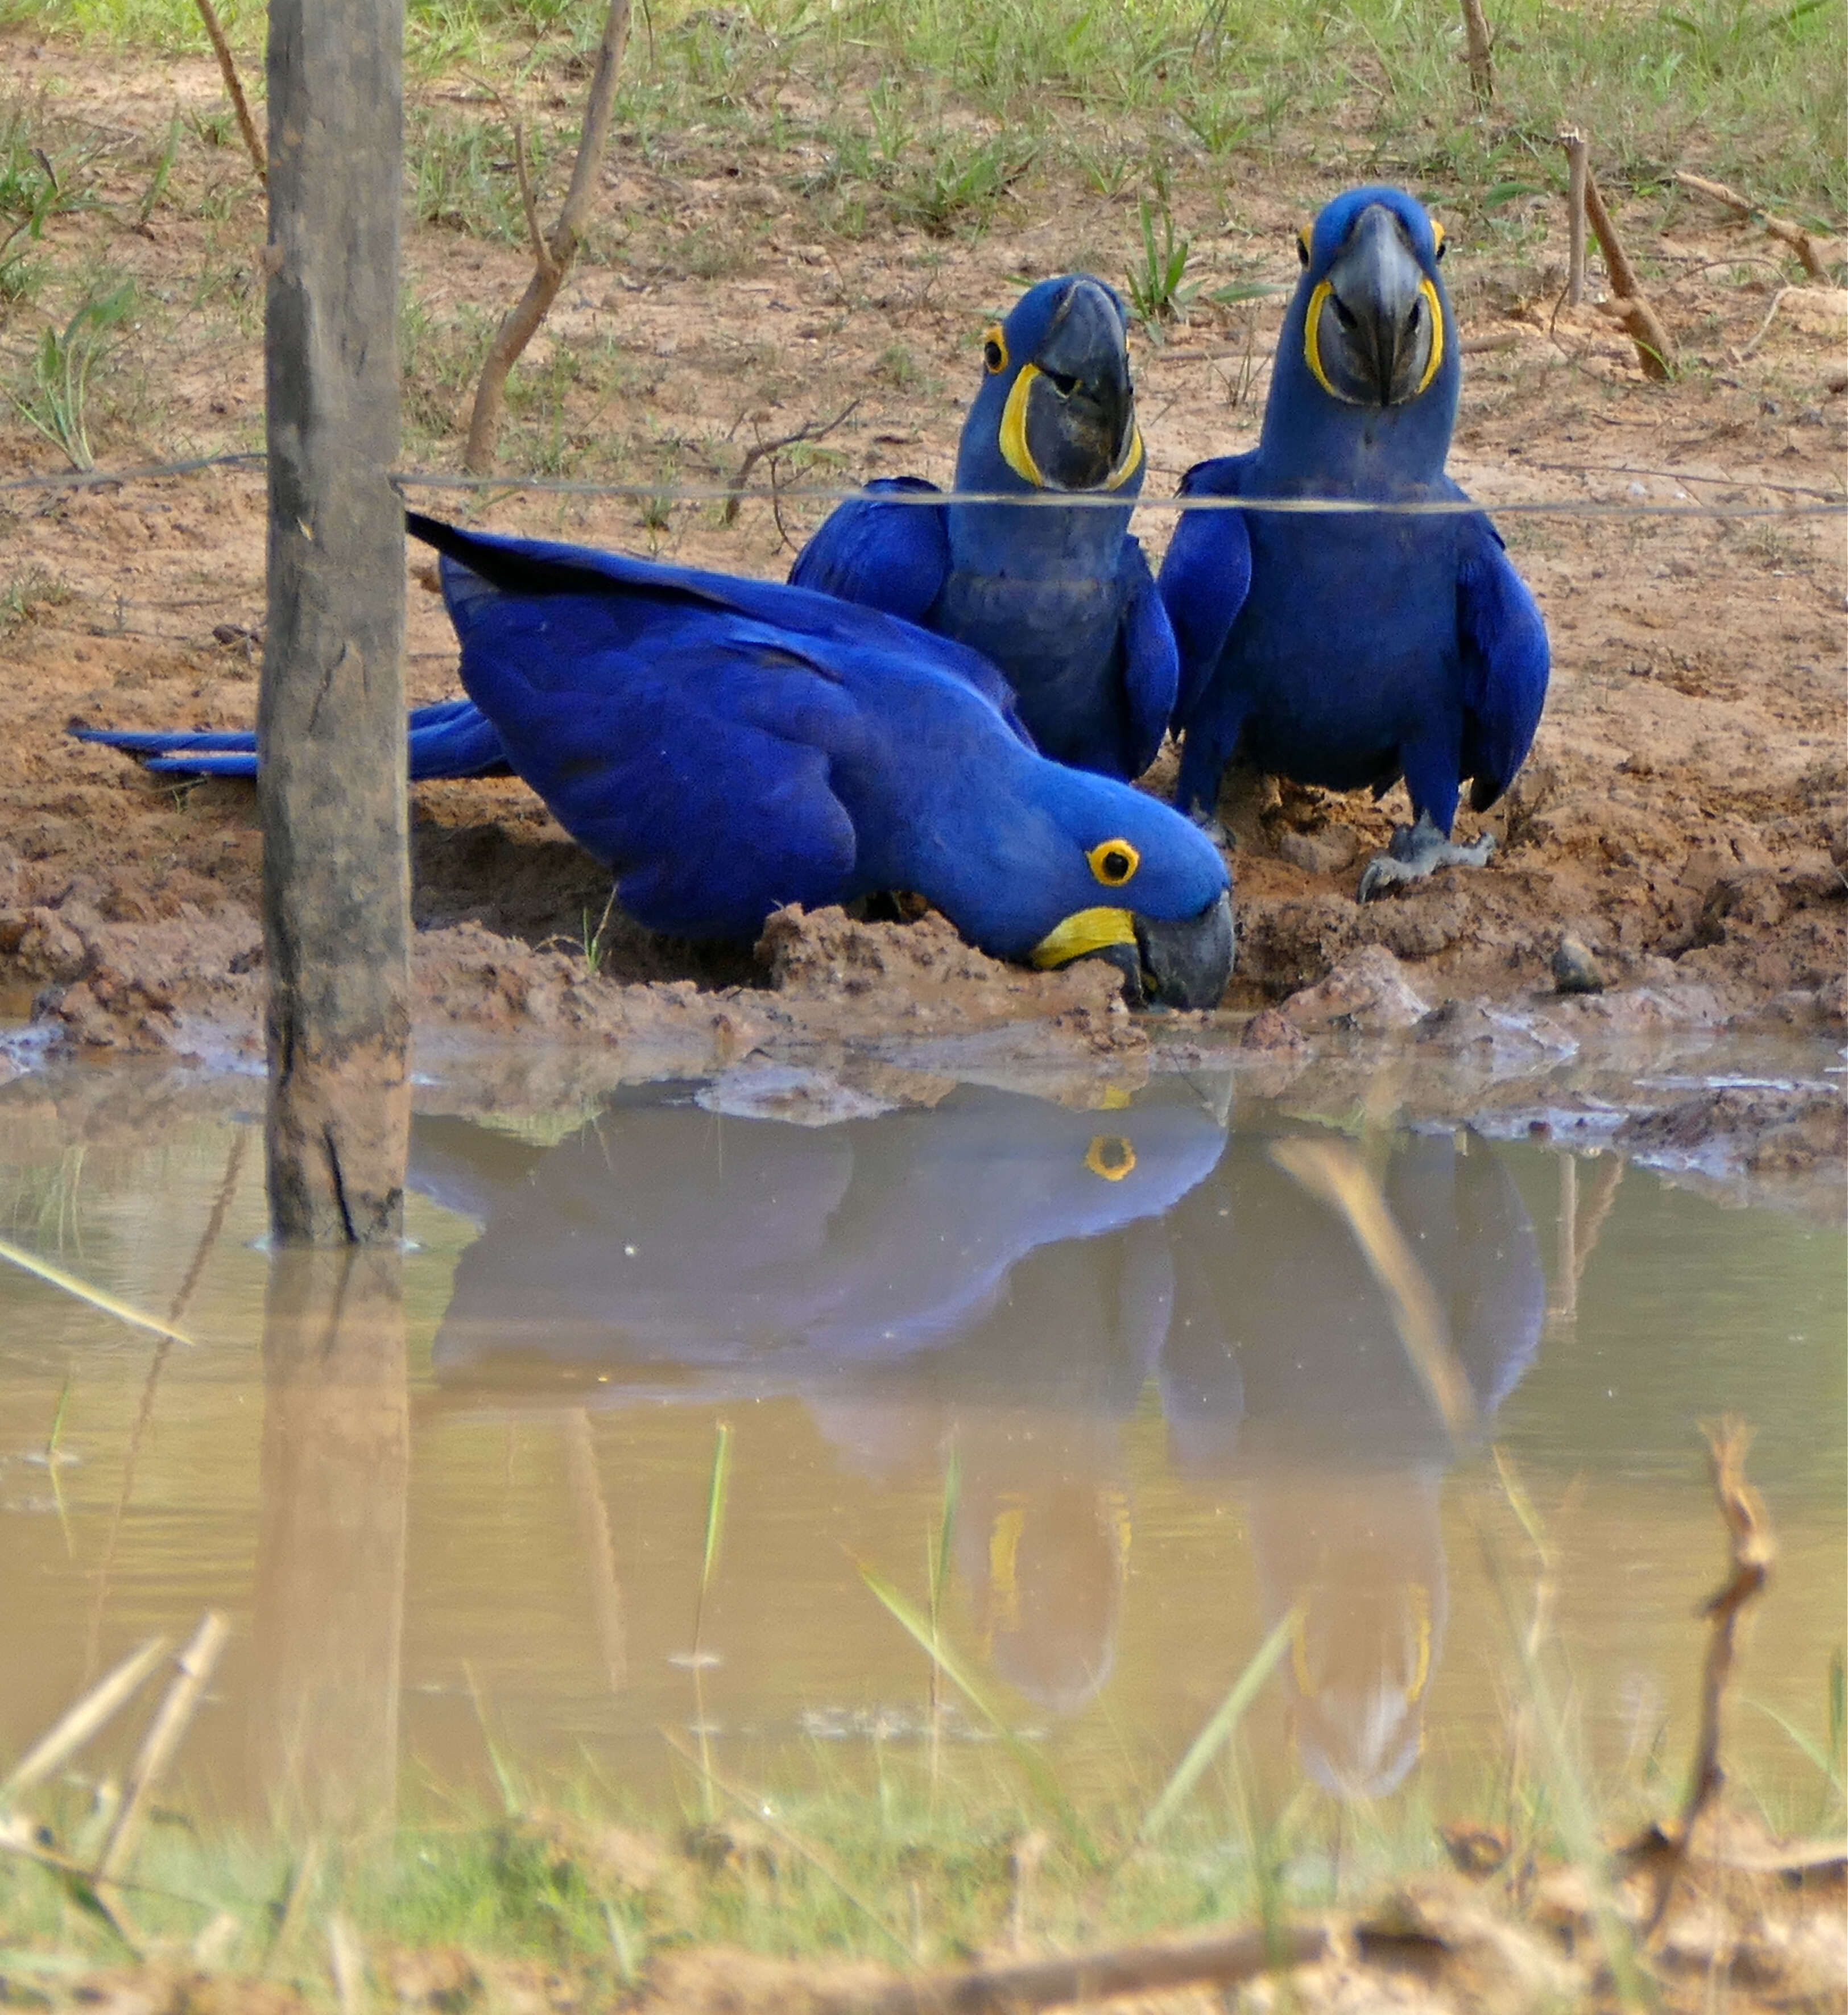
[1030, 905, 1136, 970]
[998, 365, 1145, 492]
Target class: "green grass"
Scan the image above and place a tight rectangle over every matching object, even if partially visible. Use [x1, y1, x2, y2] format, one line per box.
[14, 0, 1845, 221]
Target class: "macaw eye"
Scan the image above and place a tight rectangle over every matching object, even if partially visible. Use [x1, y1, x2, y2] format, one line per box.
[983, 324, 1008, 373]
[1088, 837, 1140, 886]
[1296, 228, 1310, 267]
[1084, 1134, 1136, 1182]
[1431, 219, 1446, 258]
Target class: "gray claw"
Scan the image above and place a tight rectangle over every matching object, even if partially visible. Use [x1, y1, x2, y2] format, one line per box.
[1357, 812, 1495, 902]
[1186, 807, 1231, 849]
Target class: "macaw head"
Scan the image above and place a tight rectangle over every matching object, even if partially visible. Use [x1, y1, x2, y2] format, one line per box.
[921, 750, 1233, 1009]
[954, 274, 1146, 497]
[1293, 186, 1452, 410]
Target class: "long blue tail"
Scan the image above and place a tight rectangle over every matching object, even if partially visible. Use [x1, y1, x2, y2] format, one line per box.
[73, 696, 507, 781]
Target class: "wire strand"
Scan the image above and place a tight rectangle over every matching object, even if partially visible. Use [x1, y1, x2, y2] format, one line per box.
[3, 449, 1841, 518]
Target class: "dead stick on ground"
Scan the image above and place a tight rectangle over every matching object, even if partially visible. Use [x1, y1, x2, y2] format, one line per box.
[189, 0, 266, 188]
[1581, 161, 1677, 380]
[1460, 0, 1494, 104]
[723, 399, 860, 526]
[1673, 170, 1830, 282]
[825, 1923, 1329, 2015]
[94, 1610, 230, 1885]
[1560, 129, 1589, 306]
[0, 1636, 169, 1806]
[1644, 1418, 1775, 1935]
[464, 0, 632, 474]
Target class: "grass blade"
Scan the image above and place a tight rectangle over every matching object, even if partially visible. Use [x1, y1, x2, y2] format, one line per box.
[0, 1232, 197, 1345]
[0, 1634, 169, 1805]
[700, 1419, 732, 1601]
[858, 1561, 1099, 1867]
[1139, 1605, 1299, 1843]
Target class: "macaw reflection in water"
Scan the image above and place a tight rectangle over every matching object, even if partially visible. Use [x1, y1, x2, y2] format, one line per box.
[1163, 1129, 1544, 1800]
[414, 1077, 1229, 1715]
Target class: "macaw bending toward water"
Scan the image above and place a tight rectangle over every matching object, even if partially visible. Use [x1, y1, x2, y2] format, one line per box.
[77, 515, 1233, 1006]
[84, 276, 1171, 788]
[1157, 187, 1549, 899]
[791, 274, 1176, 781]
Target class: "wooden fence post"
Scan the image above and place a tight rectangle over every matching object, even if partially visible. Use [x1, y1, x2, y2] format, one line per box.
[260, 0, 411, 1243]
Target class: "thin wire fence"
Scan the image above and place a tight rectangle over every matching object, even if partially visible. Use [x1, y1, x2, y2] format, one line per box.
[4, 448, 1842, 517]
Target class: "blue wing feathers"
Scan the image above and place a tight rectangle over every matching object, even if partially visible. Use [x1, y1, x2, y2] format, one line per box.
[1117, 540, 1180, 778]
[1457, 518, 1549, 811]
[1158, 457, 1254, 726]
[788, 476, 950, 627]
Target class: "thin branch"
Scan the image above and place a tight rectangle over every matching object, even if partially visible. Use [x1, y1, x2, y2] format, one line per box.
[1560, 129, 1588, 306]
[0, 1637, 169, 1806]
[464, 0, 632, 474]
[1641, 1418, 1775, 1935]
[1460, 0, 1494, 103]
[1581, 160, 1677, 381]
[723, 399, 860, 526]
[828, 1923, 1329, 2015]
[94, 1611, 230, 1884]
[190, 0, 267, 188]
[467, 79, 550, 272]
[1673, 170, 1831, 281]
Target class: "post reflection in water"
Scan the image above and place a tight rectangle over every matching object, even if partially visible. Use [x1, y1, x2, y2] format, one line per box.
[251, 1246, 410, 1832]
[1165, 1130, 1545, 1798]
[413, 1080, 1545, 1791]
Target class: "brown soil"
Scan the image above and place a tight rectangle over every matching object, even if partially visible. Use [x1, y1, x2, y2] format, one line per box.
[1, 33, 1845, 1071]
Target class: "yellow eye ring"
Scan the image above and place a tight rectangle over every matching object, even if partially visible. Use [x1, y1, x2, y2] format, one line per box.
[982, 323, 1008, 373]
[1431, 218, 1445, 255]
[1088, 837, 1139, 886]
[1085, 1135, 1137, 1182]
[1296, 226, 1310, 267]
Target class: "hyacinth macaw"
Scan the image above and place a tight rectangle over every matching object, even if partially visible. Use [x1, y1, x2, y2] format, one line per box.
[81, 278, 1169, 788]
[790, 274, 1176, 780]
[1156, 187, 1550, 899]
[414, 1077, 1225, 1377]
[1161, 1125, 1543, 1795]
[78, 515, 1233, 1006]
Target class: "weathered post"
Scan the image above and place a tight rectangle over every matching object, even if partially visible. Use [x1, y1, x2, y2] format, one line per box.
[260, 0, 411, 1242]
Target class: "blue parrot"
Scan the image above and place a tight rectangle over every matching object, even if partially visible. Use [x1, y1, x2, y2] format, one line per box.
[77, 515, 1233, 1006]
[789, 274, 1177, 780]
[1156, 187, 1550, 899]
[1161, 1124, 1544, 1796]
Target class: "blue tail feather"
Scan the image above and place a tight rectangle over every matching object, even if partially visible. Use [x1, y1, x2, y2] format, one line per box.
[73, 696, 508, 781]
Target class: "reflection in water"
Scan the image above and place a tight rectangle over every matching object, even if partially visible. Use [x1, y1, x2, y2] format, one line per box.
[414, 1088, 1544, 1773]
[1165, 1132, 1544, 1796]
[251, 1248, 408, 1831]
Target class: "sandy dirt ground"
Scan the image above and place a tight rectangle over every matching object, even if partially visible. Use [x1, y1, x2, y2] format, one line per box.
[1, 32, 1844, 1080]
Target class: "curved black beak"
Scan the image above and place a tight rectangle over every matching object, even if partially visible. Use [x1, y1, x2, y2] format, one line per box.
[1134, 890, 1234, 1011]
[1321, 204, 1436, 407]
[1028, 277, 1138, 489]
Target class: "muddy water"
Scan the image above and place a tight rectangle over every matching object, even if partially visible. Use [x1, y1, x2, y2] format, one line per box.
[0, 1066, 1841, 1838]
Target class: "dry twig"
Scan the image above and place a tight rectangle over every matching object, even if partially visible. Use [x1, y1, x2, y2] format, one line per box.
[723, 400, 860, 526]
[1560, 129, 1589, 305]
[1460, 0, 1494, 103]
[1673, 171, 1832, 281]
[1580, 163, 1677, 380]
[464, 0, 632, 473]
[1642, 1418, 1776, 1934]
[0, 1636, 169, 1806]
[828, 1923, 1328, 2014]
[190, 0, 266, 187]
[94, 1611, 230, 1884]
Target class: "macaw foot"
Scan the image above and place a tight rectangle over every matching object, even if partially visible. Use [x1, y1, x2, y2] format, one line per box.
[1357, 812, 1495, 902]
[1186, 806, 1231, 848]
